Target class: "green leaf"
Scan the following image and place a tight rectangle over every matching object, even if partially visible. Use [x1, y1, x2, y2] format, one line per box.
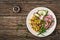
[16, 23, 23, 32]
[24, 32, 28, 38]
[52, 20, 54, 22]
[38, 20, 46, 35]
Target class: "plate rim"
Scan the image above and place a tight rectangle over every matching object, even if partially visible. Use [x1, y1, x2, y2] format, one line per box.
[26, 7, 57, 37]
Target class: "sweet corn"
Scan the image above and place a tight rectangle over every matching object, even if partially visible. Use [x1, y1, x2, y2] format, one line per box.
[30, 15, 41, 32]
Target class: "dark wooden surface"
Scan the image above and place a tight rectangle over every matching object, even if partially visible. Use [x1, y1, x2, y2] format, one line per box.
[0, 0, 60, 40]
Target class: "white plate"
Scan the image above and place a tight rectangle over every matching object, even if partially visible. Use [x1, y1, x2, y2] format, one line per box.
[26, 7, 57, 37]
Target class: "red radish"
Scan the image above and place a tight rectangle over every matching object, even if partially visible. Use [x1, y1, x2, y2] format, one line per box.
[39, 15, 44, 20]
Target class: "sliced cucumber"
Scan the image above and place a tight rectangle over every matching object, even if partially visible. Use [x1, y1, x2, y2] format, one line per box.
[44, 10, 48, 16]
[38, 10, 43, 15]
[38, 10, 48, 16]
[34, 13, 39, 18]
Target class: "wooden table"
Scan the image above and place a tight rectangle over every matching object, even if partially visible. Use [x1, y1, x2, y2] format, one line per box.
[0, 0, 60, 40]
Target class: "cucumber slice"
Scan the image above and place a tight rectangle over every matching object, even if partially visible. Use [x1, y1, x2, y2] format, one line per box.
[44, 10, 48, 16]
[34, 13, 39, 18]
[38, 10, 48, 16]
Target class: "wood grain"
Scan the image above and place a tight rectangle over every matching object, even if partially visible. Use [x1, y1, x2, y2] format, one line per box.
[0, 0, 60, 40]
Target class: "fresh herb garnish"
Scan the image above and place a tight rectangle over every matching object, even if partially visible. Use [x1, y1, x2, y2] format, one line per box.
[23, 30, 28, 40]
[16, 23, 23, 32]
[24, 32, 28, 38]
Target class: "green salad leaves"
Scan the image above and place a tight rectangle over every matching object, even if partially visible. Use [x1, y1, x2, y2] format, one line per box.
[38, 20, 46, 35]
